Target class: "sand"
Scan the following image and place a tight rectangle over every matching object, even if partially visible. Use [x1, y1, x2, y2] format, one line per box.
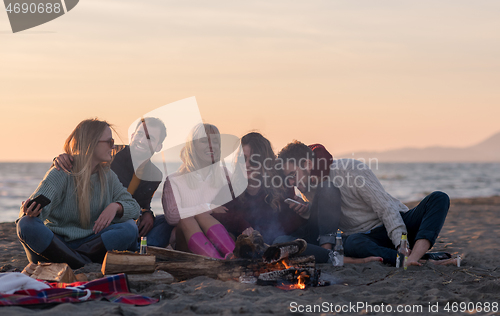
[1, 197, 499, 315]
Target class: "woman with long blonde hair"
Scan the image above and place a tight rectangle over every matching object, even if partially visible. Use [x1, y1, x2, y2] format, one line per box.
[162, 123, 235, 259]
[17, 118, 141, 268]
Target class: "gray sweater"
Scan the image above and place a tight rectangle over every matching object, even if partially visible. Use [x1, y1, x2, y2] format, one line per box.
[23, 167, 140, 242]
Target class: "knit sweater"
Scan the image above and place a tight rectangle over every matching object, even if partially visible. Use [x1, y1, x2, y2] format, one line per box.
[330, 159, 409, 247]
[162, 167, 231, 225]
[23, 167, 140, 242]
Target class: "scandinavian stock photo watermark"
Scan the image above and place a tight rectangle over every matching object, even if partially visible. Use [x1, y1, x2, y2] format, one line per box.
[245, 153, 380, 191]
[3, 0, 79, 33]
[289, 301, 499, 314]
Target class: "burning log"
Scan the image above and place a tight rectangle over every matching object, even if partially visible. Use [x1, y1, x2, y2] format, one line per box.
[148, 246, 315, 281]
[257, 267, 315, 282]
[262, 239, 307, 263]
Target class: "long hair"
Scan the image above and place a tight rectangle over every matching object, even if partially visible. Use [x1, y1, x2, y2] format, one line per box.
[63, 118, 111, 228]
[178, 123, 224, 189]
[240, 132, 287, 211]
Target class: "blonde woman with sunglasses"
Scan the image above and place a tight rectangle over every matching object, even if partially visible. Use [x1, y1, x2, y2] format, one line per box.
[17, 118, 141, 269]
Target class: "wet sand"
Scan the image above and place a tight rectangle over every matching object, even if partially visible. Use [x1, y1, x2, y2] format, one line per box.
[1, 196, 499, 315]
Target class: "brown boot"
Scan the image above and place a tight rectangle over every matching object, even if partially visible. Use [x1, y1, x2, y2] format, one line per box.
[75, 235, 108, 264]
[40, 236, 91, 269]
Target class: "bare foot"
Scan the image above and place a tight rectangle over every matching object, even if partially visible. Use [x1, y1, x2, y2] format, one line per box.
[406, 259, 422, 267]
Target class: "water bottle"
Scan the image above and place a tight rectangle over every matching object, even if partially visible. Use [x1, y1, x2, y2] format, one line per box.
[333, 229, 344, 266]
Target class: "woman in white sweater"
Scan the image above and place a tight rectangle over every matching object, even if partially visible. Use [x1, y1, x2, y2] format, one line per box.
[162, 123, 234, 259]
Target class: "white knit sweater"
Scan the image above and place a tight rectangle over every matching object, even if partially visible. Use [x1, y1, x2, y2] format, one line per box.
[329, 159, 409, 247]
[162, 166, 231, 225]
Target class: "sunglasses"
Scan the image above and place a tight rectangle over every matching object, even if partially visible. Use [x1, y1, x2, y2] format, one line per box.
[98, 138, 115, 148]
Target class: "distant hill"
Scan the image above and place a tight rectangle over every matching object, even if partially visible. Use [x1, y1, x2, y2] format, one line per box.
[337, 132, 500, 162]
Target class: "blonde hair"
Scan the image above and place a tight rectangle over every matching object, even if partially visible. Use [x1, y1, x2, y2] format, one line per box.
[178, 123, 225, 189]
[63, 118, 111, 228]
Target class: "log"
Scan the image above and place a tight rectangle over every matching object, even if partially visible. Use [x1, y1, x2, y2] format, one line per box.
[101, 251, 156, 275]
[262, 239, 307, 263]
[30, 263, 76, 283]
[74, 272, 104, 282]
[21, 262, 38, 276]
[148, 246, 315, 281]
[127, 270, 175, 291]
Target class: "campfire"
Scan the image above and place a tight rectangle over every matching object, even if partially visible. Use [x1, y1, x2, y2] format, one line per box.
[147, 234, 331, 290]
[253, 257, 328, 290]
[236, 239, 330, 290]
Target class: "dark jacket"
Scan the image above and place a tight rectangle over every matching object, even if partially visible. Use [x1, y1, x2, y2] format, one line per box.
[111, 146, 162, 211]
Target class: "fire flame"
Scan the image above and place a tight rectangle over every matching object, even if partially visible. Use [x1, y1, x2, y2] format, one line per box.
[267, 259, 313, 290]
[276, 282, 302, 291]
[281, 259, 291, 269]
[274, 269, 309, 290]
[297, 272, 308, 290]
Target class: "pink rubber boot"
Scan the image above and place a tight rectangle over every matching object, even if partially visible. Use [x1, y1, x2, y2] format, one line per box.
[187, 232, 223, 259]
[206, 224, 235, 259]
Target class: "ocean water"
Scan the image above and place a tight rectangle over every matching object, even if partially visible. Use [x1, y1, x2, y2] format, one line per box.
[1, 162, 500, 223]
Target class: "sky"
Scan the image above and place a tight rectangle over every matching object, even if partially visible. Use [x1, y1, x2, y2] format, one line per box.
[1, 0, 500, 162]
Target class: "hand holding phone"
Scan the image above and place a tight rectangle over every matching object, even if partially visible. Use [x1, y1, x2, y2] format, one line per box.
[22, 194, 51, 218]
[285, 197, 310, 218]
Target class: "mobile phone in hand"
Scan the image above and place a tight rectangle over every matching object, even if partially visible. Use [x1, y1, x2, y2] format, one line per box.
[27, 194, 51, 210]
[284, 198, 304, 206]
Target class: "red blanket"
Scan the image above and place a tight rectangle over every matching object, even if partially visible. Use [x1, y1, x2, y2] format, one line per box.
[0, 273, 158, 306]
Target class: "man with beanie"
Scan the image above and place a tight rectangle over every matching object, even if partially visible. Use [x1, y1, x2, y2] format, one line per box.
[276, 140, 450, 267]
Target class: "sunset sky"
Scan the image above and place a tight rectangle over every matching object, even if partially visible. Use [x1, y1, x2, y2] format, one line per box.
[1, 0, 499, 162]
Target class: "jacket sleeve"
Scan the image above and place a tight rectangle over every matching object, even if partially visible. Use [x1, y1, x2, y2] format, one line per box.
[109, 171, 141, 222]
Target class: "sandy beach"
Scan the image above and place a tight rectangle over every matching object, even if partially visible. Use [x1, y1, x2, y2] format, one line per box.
[1, 196, 499, 315]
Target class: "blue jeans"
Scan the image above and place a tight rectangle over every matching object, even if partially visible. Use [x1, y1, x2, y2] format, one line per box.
[17, 216, 138, 264]
[344, 191, 450, 266]
[142, 214, 173, 248]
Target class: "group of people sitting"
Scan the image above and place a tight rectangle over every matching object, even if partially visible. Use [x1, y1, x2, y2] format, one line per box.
[17, 117, 451, 269]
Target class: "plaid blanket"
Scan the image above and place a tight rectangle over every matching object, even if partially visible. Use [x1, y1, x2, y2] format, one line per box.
[0, 273, 158, 306]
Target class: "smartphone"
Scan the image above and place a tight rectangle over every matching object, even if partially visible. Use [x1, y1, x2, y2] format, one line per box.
[27, 194, 51, 210]
[284, 198, 304, 206]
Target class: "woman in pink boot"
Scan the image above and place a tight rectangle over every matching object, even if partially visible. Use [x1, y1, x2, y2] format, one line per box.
[162, 123, 235, 259]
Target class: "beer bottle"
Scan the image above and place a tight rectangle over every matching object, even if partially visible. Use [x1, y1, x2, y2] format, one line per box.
[333, 229, 344, 266]
[140, 237, 147, 254]
[396, 233, 409, 269]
